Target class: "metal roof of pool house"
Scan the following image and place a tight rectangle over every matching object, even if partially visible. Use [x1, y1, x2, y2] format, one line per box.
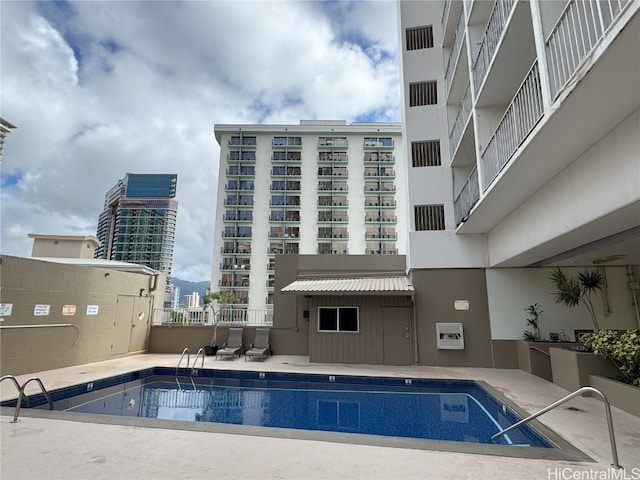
[281, 276, 414, 296]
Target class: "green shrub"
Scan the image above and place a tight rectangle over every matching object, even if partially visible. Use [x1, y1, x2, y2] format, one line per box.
[581, 330, 640, 387]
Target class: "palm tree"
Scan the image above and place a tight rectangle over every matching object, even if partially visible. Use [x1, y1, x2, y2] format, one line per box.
[550, 268, 603, 333]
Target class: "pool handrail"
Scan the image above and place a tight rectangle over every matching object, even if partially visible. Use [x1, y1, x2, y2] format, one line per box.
[175, 348, 191, 390]
[191, 348, 205, 374]
[0, 375, 30, 408]
[11, 377, 53, 423]
[490, 386, 620, 469]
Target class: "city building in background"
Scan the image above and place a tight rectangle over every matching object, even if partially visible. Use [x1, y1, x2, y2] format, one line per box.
[212, 120, 406, 310]
[0, 118, 17, 161]
[184, 291, 201, 308]
[94, 173, 178, 282]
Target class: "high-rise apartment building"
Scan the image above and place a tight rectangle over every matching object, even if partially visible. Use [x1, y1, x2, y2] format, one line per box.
[212, 121, 406, 310]
[397, 0, 639, 345]
[95, 173, 178, 278]
[400, 0, 638, 271]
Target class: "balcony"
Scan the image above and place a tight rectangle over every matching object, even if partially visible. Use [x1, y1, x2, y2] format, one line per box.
[318, 247, 349, 254]
[365, 216, 397, 223]
[223, 214, 253, 222]
[269, 214, 300, 223]
[317, 183, 347, 192]
[365, 232, 397, 240]
[221, 246, 251, 255]
[545, 0, 632, 100]
[271, 152, 301, 163]
[225, 183, 254, 192]
[453, 166, 480, 226]
[444, 9, 466, 95]
[318, 168, 348, 178]
[365, 184, 396, 193]
[228, 137, 257, 148]
[220, 263, 250, 271]
[480, 61, 543, 191]
[472, 0, 516, 96]
[270, 183, 301, 193]
[366, 249, 398, 255]
[317, 232, 348, 240]
[272, 137, 302, 148]
[318, 138, 348, 150]
[449, 82, 472, 159]
[226, 168, 255, 177]
[458, 3, 639, 234]
[271, 167, 301, 177]
[318, 197, 348, 208]
[318, 153, 348, 163]
[366, 200, 396, 208]
[363, 138, 394, 149]
[365, 169, 395, 178]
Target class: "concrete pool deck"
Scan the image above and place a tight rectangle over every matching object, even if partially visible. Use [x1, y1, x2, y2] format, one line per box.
[2, 354, 639, 480]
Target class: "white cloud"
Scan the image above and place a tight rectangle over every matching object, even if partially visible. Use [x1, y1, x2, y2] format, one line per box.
[0, 0, 399, 281]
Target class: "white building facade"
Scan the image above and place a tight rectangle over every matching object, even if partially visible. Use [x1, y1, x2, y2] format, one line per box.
[400, 0, 638, 269]
[212, 121, 407, 311]
[398, 0, 640, 340]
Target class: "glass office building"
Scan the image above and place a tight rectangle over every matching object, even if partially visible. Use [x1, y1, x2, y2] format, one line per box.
[95, 173, 178, 277]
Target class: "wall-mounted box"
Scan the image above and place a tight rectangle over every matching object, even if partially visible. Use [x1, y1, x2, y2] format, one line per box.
[436, 323, 464, 350]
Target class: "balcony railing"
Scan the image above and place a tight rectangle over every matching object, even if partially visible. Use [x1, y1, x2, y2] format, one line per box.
[152, 308, 273, 326]
[228, 138, 257, 147]
[480, 61, 543, 191]
[365, 232, 397, 240]
[545, 0, 631, 99]
[449, 81, 472, 157]
[366, 249, 398, 255]
[453, 165, 480, 225]
[445, 9, 466, 94]
[472, 0, 516, 96]
[442, 0, 452, 28]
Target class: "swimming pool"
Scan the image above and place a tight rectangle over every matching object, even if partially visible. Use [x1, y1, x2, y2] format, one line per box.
[4, 367, 559, 449]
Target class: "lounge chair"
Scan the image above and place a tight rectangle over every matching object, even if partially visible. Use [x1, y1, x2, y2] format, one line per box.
[245, 328, 271, 361]
[216, 328, 244, 360]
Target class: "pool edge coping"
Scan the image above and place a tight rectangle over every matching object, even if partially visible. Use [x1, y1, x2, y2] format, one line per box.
[0, 367, 596, 464]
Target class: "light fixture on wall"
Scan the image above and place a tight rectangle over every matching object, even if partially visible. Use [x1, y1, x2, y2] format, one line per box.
[592, 254, 626, 265]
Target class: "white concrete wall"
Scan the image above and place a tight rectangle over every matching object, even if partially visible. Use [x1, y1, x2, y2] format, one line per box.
[399, 0, 488, 270]
[487, 266, 638, 340]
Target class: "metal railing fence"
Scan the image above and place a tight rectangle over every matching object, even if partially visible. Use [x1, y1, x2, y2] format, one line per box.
[545, 0, 631, 99]
[480, 61, 543, 191]
[152, 308, 273, 326]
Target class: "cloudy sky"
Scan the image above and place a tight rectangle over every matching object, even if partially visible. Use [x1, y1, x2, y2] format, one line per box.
[1, 0, 401, 281]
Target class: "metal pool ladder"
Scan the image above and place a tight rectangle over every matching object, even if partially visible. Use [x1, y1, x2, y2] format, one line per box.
[175, 347, 205, 390]
[1, 375, 53, 423]
[490, 386, 621, 469]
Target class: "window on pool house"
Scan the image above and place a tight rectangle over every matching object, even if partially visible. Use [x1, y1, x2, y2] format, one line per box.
[318, 307, 359, 332]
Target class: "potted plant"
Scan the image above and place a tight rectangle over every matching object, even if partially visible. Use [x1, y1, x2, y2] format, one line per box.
[549, 268, 603, 332]
[581, 330, 640, 387]
[523, 303, 542, 341]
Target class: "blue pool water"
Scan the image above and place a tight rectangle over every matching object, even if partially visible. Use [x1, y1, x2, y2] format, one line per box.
[6, 368, 553, 448]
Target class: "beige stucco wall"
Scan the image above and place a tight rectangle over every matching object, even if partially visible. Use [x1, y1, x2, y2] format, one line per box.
[0, 255, 158, 376]
[31, 238, 98, 259]
[411, 268, 494, 367]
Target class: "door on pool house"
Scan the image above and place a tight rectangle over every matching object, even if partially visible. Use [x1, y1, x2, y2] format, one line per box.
[382, 306, 412, 365]
[112, 295, 151, 356]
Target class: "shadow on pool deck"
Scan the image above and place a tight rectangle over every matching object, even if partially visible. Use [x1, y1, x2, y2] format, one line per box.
[2, 355, 639, 480]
